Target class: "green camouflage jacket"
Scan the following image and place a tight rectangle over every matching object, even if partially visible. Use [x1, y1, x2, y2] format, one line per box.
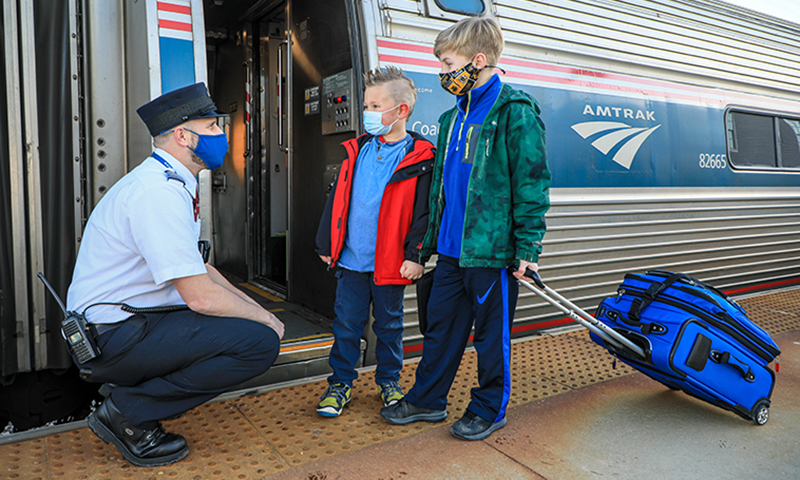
[420, 83, 551, 268]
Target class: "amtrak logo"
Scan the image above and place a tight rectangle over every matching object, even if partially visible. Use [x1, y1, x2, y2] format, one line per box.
[571, 121, 661, 169]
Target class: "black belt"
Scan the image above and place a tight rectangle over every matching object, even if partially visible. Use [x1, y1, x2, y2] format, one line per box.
[91, 314, 149, 338]
[92, 322, 125, 337]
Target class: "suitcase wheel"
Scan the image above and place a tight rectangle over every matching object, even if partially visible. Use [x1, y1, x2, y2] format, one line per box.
[752, 400, 770, 426]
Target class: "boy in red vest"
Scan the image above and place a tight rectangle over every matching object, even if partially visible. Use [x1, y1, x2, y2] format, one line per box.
[315, 66, 435, 416]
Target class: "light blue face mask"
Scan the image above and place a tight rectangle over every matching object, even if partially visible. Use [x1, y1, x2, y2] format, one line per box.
[363, 104, 402, 136]
[183, 128, 229, 170]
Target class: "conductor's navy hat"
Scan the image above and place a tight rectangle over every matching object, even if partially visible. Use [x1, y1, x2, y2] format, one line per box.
[136, 82, 228, 137]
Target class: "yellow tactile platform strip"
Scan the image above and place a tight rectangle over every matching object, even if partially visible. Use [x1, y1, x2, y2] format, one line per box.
[737, 289, 800, 336]
[1, 288, 797, 480]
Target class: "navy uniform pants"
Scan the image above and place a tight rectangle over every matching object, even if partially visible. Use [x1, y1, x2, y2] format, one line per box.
[405, 255, 518, 424]
[82, 310, 280, 429]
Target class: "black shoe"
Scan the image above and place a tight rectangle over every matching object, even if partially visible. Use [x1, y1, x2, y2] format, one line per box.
[450, 411, 507, 441]
[87, 398, 189, 467]
[380, 398, 447, 425]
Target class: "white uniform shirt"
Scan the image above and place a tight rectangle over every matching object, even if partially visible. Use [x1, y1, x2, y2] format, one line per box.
[67, 149, 207, 324]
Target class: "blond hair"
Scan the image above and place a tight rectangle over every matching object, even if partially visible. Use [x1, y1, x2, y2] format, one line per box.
[363, 66, 417, 115]
[434, 16, 504, 66]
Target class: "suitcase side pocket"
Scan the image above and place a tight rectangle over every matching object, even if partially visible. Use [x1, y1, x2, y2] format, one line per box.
[686, 333, 712, 371]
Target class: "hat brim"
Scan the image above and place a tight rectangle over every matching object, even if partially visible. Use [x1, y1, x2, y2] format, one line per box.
[194, 109, 229, 119]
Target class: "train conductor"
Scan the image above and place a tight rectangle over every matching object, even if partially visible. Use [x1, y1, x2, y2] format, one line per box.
[66, 82, 284, 467]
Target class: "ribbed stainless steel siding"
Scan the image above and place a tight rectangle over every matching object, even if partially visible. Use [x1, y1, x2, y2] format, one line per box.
[382, 0, 800, 94]
[401, 189, 800, 347]
[520, 188, 800, 324]
[495, 0, 800, 92]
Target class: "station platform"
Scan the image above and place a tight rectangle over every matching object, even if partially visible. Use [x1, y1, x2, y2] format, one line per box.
[2, 287, 799, 479]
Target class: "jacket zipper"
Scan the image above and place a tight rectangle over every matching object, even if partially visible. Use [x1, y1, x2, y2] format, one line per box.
[455, 91, 471, 153]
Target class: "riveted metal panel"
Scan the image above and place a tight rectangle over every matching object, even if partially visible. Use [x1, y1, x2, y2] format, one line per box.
[2, 0, 31, 375]
[83, 0, 127, 207]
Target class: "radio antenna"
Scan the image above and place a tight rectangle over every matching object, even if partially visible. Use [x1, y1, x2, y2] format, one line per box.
[37, 273, 68, 317]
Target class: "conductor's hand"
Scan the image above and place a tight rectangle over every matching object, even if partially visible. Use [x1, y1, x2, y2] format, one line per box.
[262, 310, 285, 339]
[513, 260, 538, 281]
[400, 260, 424, 281]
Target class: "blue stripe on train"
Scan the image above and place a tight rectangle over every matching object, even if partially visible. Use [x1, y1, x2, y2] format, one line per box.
[160, 37, 196, 93]
[403, 71, 799, 189]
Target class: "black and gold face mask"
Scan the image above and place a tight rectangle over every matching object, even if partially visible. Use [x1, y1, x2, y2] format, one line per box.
[438, 59, 505, 96]
[438, 60, 481, 96]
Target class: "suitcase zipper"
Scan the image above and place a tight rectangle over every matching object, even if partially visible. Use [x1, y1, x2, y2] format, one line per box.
[620, 288, 778, 363]
[621, 278, 780, 360]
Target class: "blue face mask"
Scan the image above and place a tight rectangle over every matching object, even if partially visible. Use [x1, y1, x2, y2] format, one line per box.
[184, 128, 229, 170]
[363, 104, 401, 136]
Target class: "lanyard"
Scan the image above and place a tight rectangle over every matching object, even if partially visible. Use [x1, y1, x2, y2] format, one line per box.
[152, 151, 193, 194]
[151, 151, 173, 170]
[152, 152, 200, 220]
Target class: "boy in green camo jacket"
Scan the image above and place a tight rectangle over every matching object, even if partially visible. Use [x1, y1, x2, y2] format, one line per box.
[380, 16, 551, 441]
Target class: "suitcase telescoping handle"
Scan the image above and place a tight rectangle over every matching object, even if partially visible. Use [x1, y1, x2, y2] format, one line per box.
[521, 269, 647, 359]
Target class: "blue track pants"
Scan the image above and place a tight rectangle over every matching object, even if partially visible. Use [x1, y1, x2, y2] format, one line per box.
[405, 255, 518, 423]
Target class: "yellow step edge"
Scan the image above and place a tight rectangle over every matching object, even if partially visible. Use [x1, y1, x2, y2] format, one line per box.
[239, 282, 284, 302]
[280, 340, 335, 353]
[279, 333, 333, 345]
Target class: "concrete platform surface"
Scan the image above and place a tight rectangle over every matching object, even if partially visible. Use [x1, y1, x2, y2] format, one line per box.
[267, 329, 800, 480]
[1, 288, 798, 480]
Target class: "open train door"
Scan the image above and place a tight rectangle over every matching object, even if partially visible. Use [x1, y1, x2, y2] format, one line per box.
[286, 0, 363, 317]
[202, 0, 365, 383]
[206, 0, 362, 318]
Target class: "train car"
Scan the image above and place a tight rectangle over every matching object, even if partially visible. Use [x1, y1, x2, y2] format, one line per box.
[2, 0, 799, 434]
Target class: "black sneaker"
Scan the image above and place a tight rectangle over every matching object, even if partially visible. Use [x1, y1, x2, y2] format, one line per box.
[380, 398, 447, 425]
[87, 398, 189, 467]
[450, 410, 507, 440]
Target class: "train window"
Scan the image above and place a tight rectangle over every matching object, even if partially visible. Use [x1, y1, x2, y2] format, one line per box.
[430, 0, 486, 16]
[779, 119, 800, 168]
[726, 111, 777, 168]
[727, 110, 800, 170]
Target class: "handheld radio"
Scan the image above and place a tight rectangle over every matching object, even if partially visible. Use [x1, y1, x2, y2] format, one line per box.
[37, 273, 101, 364]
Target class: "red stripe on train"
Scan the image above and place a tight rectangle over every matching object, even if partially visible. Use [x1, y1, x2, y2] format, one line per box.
[377, 39, 766, 104]
[724, 278, 800, 295]
[159, 19, 192, 32]
[157, 2, 192, 15]
[402, 317, 575, 354]
[378, 53, 719, 105]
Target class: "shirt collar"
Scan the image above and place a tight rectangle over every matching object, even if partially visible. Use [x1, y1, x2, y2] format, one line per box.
[374, 133, 412, 147]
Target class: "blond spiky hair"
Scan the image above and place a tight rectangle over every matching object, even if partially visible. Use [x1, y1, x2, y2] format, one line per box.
[363, 66, 417, 115]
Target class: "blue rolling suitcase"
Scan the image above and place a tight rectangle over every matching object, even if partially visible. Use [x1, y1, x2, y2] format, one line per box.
[590, 270, 781, 425]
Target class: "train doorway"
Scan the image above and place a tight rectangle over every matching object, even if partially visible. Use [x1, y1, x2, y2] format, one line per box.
[204, 0, 362, 318]
[200, 0, 367, 386]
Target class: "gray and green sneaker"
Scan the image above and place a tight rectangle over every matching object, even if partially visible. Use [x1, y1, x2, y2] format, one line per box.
[317, 382, 351, 417]
[378, 381, 405, 407]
